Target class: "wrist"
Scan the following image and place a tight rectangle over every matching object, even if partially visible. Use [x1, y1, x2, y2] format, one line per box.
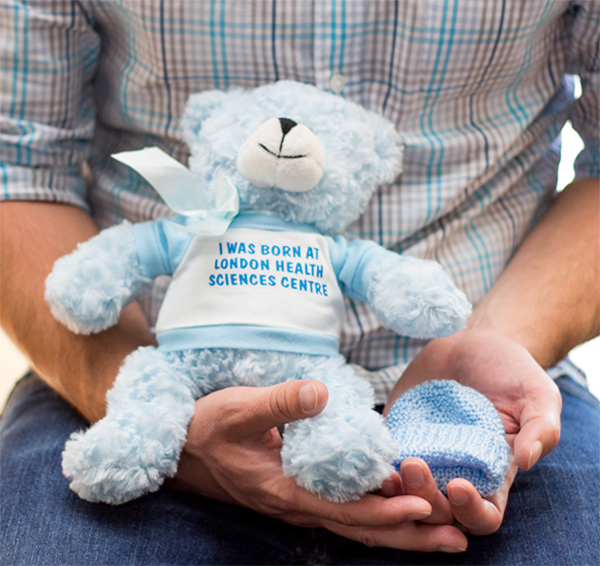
[466, 303, 573, 370]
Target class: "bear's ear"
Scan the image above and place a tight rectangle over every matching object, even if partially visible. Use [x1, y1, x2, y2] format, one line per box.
[372, 115, 404, 186]
[182, 90, 229, 139]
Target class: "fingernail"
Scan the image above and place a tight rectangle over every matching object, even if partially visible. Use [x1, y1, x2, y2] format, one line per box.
[439, 545, 467, 554]
[299, 383, 318, 412]
[408, 511, 431, 521]
[448, 485, 469, 506]
[528, 441, 543, 469]
[402, 462, 425, 488]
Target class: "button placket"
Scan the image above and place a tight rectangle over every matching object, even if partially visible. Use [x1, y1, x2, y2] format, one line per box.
[312, 1, 350, 95]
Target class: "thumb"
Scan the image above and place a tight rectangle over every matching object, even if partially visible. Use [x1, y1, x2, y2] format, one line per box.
[239, 380, 329, 437]
[513, 380, 562, 470]
[513, 413, 561, 471]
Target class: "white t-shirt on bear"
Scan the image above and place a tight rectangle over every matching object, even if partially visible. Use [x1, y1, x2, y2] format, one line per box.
[133, 213, 392, 357]
[155, 226, 346, 352]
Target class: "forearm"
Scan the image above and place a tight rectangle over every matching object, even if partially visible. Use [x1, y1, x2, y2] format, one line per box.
[0, 201, 155, 422]
[468, 178, 599, 368]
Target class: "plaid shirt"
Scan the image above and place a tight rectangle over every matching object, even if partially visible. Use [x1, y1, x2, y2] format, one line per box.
[1, 0, 598, 402]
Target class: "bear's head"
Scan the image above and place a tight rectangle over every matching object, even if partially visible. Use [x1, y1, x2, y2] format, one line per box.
[182, 81, 403, 234]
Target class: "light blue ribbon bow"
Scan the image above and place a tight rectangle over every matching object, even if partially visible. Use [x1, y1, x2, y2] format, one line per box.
[112, 146, 239, 236]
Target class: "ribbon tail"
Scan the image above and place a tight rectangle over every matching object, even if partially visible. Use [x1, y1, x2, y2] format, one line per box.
[112, 148, 239, 237]
[112, 147, 209, 214]
[213, 176, 240, 219]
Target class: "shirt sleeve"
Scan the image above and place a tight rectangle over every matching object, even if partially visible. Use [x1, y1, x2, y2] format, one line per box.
[568, 1, 600, 179]
[133, 217, 195, 279]
[0, 0, 100, 208]
[326, 235, 397, 302]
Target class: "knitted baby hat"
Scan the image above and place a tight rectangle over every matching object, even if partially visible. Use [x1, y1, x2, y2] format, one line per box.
[386, 380, 511, 496]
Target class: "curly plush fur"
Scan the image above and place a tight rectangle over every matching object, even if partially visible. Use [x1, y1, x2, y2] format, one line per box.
[366, 255, 473, 338]
[45, 222, 152, 335]
[46, 81, 471, 505]
[182, 81, 403, 234]
[62, 345, 397, 504]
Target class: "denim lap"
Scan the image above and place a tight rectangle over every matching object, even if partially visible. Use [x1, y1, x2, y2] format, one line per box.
[1, 374, 598, 566]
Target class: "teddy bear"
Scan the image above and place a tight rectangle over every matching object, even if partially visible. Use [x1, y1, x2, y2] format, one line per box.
[45, 80, 474, 505]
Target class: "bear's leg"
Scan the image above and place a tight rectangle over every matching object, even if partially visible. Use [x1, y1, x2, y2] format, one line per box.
[62, 346, 199, 505]
[280, 355, 398, 503]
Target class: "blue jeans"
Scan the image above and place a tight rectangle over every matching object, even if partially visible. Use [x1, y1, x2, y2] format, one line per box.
[1, 371, 598, 565]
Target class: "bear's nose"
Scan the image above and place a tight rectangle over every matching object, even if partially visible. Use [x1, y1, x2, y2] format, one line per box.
[278, 117, 297, 135]
[237, 116, 326, 192]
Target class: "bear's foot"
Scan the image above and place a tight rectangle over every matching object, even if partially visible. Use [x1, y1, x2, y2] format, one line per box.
[281, 405, 397, 502]
[62, 417, 179, 505]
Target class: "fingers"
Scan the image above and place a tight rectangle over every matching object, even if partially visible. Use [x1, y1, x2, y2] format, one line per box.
[226, 380, 329, 437]
[446, 458, 518, 536]
[513, 376, 562, 470]
[399, 458, 454, 524]
[262, 478, 469, 552]
[446, 481, 503, 536]
[304, 492, 433, 528]
[297, 465, 466, 552]
[324, 520, 468, 553]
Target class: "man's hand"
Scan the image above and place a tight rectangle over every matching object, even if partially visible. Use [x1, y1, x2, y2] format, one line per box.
[379, 178, 597, 538]
[383, 326, 562, 535]
[169, 379, 470, 552]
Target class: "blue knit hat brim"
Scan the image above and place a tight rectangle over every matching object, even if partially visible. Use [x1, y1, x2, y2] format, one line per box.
[386, 381, 511, 496]
[391, 422, 510, 496]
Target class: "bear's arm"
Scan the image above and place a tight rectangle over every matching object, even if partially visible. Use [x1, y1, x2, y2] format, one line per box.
[326, 236, 471, 339]
[45, 218, 194, 335]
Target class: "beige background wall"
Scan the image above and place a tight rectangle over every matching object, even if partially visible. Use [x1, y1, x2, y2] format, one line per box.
[1, 329, 29, 406]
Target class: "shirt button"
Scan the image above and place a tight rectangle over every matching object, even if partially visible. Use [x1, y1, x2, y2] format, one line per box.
[329, 73, 346, 94]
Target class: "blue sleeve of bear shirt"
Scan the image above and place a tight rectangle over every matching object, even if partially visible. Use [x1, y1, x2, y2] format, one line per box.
[325, 235, 398, 302]
[133, 217, 195, 279]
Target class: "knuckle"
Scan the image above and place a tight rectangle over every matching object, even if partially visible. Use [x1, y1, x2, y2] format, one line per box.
[259, 492, 287, 515]
[465, 506, 504, 536]
[268, 490, 298, 515]
[549, 381, 563, 409]
[253, 482, 295, 516]
[269, 386, 294, 422]
[357, 532, 379, 548]
[548, 422, 561, 448]
[469, 519, 502, 536]
[336, 510, 362, 528]
[219, 398, 246, 427]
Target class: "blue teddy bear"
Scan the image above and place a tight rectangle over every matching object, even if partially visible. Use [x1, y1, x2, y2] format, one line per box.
[45, 81, 474, 505]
